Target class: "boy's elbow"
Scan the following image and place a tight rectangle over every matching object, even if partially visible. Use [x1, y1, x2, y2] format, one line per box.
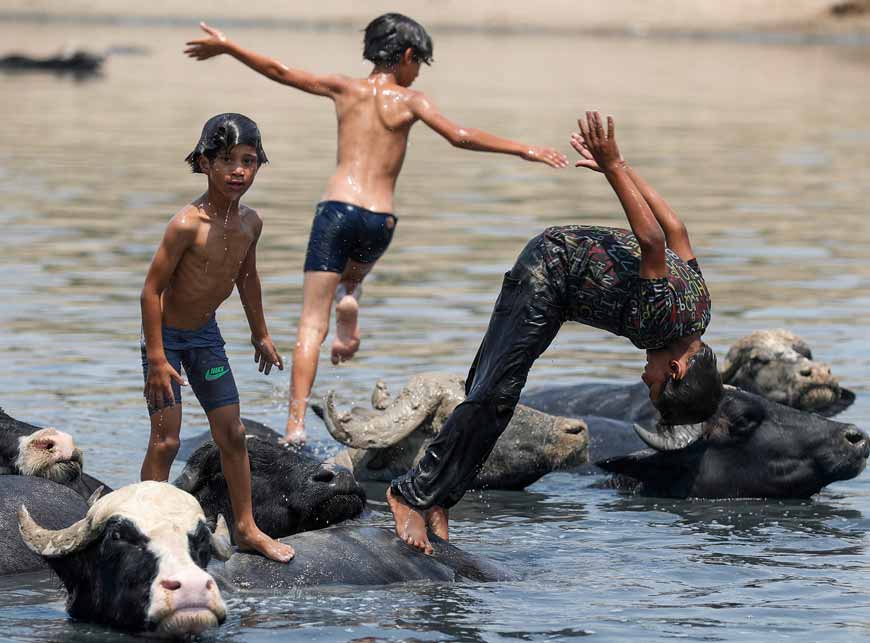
[638, 229, 666, 253]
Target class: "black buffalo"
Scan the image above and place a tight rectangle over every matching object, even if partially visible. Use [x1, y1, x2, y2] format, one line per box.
[175, 420, 367, 539]
[525, 386, 869, 498]
[0, 476, 90, 575]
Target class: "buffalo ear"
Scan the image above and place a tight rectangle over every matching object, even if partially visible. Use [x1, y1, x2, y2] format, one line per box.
[597, 449, 669, 478]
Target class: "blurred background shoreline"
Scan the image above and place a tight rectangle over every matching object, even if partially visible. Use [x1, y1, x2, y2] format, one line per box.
[3, 0, 870, 44]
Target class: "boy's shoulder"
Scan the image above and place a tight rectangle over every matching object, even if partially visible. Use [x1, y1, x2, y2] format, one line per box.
[166, 203, 207, 234]
[239, 204, 263, 234]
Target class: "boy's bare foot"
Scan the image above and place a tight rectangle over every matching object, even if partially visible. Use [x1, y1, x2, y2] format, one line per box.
[235, 525, 295, 563]
[386, 487, 432, 555]
[331, 294, 360, 364]
[426, 506, 449, 541]
[283, 417, 306, 446]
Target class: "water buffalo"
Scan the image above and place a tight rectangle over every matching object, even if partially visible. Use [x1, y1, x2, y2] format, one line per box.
[175, 425, 367, 539]
[0, 408, 107, 498]
[581, 388, 868, 498]
[0, 476, 90, 576]
[317, 373, 589, 491]
[18, 481, 230, 636]
[0, 49, 103, 75]
[521, 329, 854, 425]
[213, 525, 518, 589]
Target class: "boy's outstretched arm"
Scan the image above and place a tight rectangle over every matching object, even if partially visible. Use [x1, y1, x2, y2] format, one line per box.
[184, 23, 349, 98]
[410, 94, 568, 169]
[577, 112, 667, 278]
[571, 130, 694, 261]
[236, 218, 283, 375]
[140, 216, 196, 409]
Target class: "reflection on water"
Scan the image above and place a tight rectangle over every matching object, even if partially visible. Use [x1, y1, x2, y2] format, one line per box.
[1, 18, 870, 642]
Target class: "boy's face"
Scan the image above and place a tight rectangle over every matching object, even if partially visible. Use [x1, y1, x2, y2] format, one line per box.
[198, 144, 260, 200]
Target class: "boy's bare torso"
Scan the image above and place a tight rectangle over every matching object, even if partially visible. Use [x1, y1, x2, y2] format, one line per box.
[323, 76, 420, 214]
[161, 199, 260, 329]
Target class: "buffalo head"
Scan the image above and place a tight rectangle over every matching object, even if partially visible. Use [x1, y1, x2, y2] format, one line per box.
[598, 388, 869, 498]
[321, 373, 588, 490]
[721, 329, 854, 415]
[175, 431, 366, 538]
[18, 481, 228, 635]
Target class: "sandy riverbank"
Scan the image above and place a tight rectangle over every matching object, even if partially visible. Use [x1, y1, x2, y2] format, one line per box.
[2, 1, 870, 41]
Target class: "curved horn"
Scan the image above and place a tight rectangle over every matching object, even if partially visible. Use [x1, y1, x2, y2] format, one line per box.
[322, 387, 442, 450]
[632, 423, 705, 452]
[17, 505, 97, 557]
[209, 514, 233, 561]
[86, 486, 104, 507]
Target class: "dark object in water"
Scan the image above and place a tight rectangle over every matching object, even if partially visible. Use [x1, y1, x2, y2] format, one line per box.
[0, 50, 103, 75]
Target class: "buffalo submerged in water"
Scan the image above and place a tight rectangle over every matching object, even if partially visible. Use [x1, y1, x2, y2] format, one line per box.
[524, 385, 869, 498]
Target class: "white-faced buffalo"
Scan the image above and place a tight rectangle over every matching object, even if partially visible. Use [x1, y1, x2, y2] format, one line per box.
[18, 481, 230, 636]
[521, 329, 854, 425]
[214, 525, 518, 589]
[590, 388, 869, 498]
[317, 373, 589, 491]
[0, 407, 107, 498]
[175, 424, 367, 539]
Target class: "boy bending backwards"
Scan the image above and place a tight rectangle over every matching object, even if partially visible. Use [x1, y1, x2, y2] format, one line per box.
[140, 113, 294, 562]
[388, 112, 724, 553]
[184, 13, 569, 444]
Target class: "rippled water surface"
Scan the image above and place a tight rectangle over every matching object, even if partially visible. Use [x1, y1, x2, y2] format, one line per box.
[1, 18, 870, 642]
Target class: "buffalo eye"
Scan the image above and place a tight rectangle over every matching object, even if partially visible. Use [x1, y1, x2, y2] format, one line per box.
[749, 353, 771, 365]
[725, 400, 766, 437]
[188, 524, 212, 569]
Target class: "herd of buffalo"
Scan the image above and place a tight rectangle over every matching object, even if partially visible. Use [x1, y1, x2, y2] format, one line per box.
[0, 329, 865, 636]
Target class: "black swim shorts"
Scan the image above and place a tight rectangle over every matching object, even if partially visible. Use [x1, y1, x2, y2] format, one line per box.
[303, 200, 397, 273]
[140, 315, 240, 414]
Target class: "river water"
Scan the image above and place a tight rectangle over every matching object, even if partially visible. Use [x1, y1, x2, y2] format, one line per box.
[1, 18, 870, 642]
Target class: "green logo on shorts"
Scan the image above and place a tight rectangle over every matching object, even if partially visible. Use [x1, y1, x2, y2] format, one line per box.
[204, 366, 229, 381]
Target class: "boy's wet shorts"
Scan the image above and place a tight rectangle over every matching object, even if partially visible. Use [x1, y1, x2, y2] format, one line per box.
[140, 315, 239, 415]
[304, 200, 397, 273]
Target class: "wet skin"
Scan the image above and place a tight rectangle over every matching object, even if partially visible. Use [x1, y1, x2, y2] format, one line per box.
[183, 23, 569, 444]
[139, 143, 292, 563]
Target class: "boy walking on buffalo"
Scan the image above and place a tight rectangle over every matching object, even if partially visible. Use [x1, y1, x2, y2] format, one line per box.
[184, 13, 569, 444]
[139, 113, 294, 563]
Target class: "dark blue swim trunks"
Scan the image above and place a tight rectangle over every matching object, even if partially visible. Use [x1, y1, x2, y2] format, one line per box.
[140, 315, 239, 414]
[304, 200, 397, 273]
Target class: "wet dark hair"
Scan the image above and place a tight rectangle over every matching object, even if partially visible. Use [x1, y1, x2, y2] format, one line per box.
[654, 343, 724, 425]
[185, 113, 268, 173]
[363, 13, 433, 67]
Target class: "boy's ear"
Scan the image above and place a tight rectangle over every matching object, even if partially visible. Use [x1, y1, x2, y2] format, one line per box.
[670, 359, 686, 380]
[198, 155, 210, 173]
[402, 47, 415, 65]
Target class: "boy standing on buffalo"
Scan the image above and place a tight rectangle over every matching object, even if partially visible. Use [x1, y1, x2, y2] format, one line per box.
[184, 13, 569, 444]
[388, 112, 724, 553]
[139, 113, 294, 563]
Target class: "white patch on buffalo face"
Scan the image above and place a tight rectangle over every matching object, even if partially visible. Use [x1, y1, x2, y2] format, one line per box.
[16, 428, 82, 481]
[87, 482, 227, 634]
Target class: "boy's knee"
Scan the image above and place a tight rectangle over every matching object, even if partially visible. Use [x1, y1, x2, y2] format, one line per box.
[150, 434, 180, 460]
[212, 419, 247, 452]
[297, 322, 329, 346]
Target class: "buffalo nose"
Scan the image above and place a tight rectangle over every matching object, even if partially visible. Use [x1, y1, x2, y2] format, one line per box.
[161, 579, 182, 591]
[844, 428, 867, 446]
[312, 467, 335, 483]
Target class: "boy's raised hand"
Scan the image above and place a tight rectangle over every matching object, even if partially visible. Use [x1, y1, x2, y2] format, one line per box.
[184, 22, 230, 60]
[252, 335, 284, 375]
[576, 112, 624, 173]
[521, 145, 569, 169]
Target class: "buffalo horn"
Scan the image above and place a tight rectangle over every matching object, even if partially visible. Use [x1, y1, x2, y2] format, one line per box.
[210, 514, 233, 561]
[17, 506, 98, 557]
[633, 422, 705, 451]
